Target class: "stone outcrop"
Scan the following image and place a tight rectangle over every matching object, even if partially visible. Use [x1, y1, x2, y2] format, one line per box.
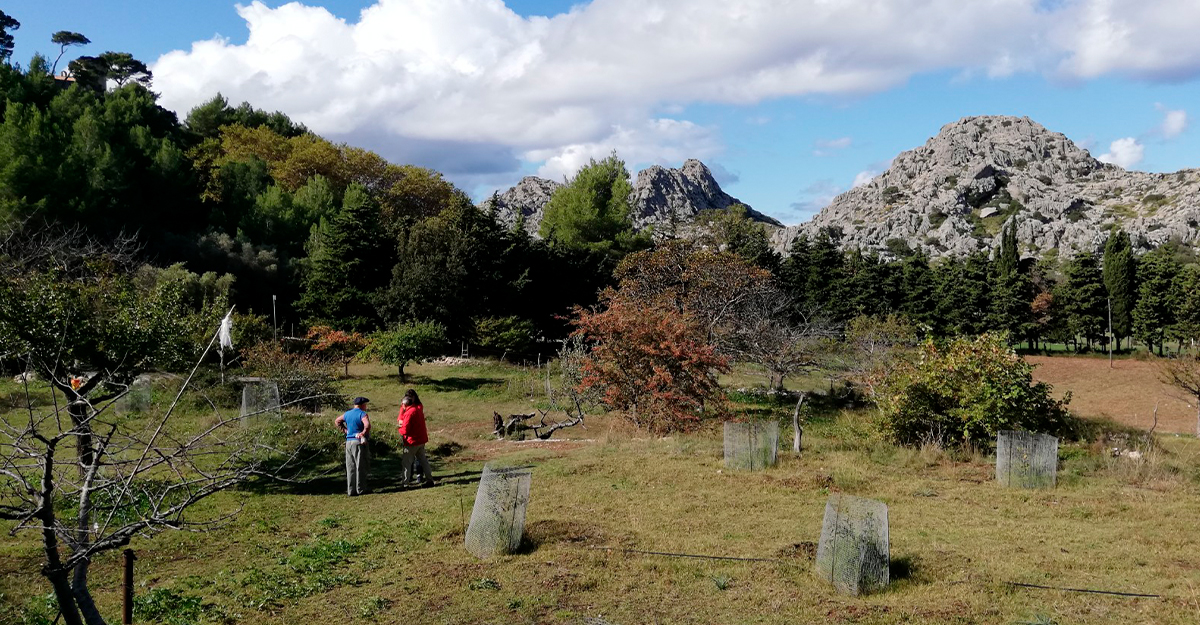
[482, 159, 779, 237]
[484, 176, 562, 236]
[630, 159, 782, 229]
[772, 115, 1200, 258]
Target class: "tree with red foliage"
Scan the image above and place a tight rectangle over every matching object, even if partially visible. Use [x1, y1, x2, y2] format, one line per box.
[572, 240, 788, 433]
[306, 325, 368, 376]
[573, 295, 728, 433]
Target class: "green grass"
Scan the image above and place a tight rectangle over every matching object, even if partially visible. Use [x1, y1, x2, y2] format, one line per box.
[3, 361, 1200, 624]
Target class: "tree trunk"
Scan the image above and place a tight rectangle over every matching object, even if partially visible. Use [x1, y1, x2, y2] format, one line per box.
[73, 561, 107, 625]
[45, 569, 85, 625]
[38, 442, 87, 625]
[792, 393, 806, 454]
[398, 363, 405, 382]
[67, 398, 94, 480]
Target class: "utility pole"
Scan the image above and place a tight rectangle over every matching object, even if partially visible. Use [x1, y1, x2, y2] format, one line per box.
[1108, 297, 1113, 369]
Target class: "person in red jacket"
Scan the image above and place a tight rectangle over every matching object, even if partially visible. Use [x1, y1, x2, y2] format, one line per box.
[397, 389, 433, 487]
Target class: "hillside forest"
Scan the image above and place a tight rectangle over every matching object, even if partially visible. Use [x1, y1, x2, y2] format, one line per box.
[2, 37, 1198, 361]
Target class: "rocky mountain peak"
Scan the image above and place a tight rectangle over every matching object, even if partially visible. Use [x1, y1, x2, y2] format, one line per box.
[483, 159, 780, 237]
[486, 176, 562, 236]
[774, 115, 1199, 259]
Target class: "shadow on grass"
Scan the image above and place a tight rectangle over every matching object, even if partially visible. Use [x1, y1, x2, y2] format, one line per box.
[353, 374, 507, 394]
[240, 443, 477, 496]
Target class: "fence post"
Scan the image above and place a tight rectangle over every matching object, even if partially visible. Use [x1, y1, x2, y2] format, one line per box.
[122, 549, 135, 625]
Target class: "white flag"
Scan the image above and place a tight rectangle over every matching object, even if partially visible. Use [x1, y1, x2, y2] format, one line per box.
[218, 311, 234, 350]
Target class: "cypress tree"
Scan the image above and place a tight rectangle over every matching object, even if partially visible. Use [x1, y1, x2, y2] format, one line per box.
[1102, 229, 1137, 350]
[988, 220, 1033, 344]
[1060, 252, 1107, 350]
[1172, 265, 1200, 349]
[1133, 248, 1180, 356]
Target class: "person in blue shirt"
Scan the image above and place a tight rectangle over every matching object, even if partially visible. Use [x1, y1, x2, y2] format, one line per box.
[335, 396, 372, 496]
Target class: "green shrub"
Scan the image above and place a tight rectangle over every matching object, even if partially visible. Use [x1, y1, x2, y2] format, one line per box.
[876, 333, 1071, 447]
[473, 316, 537, 357]
[133, 588, 212, 625]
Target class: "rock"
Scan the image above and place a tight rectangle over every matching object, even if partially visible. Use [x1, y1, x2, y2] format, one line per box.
[630, 159, 782, 230]
[772, 115, 1200, 259]
[483, 176, 562, 237]
[480, 159, 779, 238]
[12, 371, 36, 383]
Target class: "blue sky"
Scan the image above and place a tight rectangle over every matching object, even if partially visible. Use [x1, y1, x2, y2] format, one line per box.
[7, 0, 1199, 224]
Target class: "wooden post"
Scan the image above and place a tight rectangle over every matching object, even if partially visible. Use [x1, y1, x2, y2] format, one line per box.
[1108, 297, 1113, 369]
[122, 549, 135, 625]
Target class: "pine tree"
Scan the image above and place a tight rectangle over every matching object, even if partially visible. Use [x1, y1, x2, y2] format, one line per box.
[297, 184, 384, 330]
[805, 228, 847, 320]
[780, 234, 812, 312]
[1102, 229, 1137, 350]
[1171, 265, 1200, 349]
[1132, 248, 1180, 356]
[900, 252, 937, 330]
[1060, 252, 1107, 350]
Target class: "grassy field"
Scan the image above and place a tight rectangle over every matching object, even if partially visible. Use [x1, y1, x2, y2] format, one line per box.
[2, 358, 1200, 624]
[1028, 355, 1197, 434]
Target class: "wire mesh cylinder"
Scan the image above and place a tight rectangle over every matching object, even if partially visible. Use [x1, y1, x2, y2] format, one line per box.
[996, 430, 1058, 489]
[116, 380, 152, 414]
[815, 494, 890, 596]
[723, 420, 779, 471]
[464, 465, 532, 559]
[239, 382, 281, 419]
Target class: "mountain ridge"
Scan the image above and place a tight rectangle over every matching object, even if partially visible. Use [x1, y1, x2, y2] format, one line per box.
[771, 115, 1200, 258]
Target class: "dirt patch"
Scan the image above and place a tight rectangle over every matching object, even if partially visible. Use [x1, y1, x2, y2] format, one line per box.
[523, 519, 608, 548]
[775, 541, 817, 561]
[471, 439, 589, 456]
[1027, 356, 1195, 434]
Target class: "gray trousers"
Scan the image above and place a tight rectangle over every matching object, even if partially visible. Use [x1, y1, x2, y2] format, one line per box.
[401, 444, 432, 483]
[345, 439, 370, 495]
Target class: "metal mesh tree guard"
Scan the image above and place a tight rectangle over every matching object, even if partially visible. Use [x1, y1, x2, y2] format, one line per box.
[996, 430, 1058, 489]
[115, 380, 152, 414]
[464, 465, 532, 559]
[723, 420, 779, 471]
[815, 494, 890, 596]
[240, 381, 281, 419]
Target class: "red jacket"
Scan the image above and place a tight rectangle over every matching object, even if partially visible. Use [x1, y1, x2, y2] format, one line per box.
[397, 404, 428, 446]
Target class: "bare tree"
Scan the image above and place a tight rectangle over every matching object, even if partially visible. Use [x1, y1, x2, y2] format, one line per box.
[0, 222, 321, 625]
[0, 340, 322, 625]
[721, 291, 839, 390]
[835, 314, 919, 398]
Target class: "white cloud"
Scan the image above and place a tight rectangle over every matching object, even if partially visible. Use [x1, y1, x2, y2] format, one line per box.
[1098, 137, 1144, 168]
[1155, 104, 1188, 139]
[1052, 0, 1200, 81]
[852, 170, 877, 188]
[150, 0, 1200, 188]
[813, 137, 853, 156]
